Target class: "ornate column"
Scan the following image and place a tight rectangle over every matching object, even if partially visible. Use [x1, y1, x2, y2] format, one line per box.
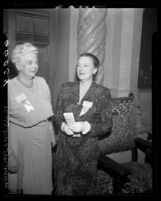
[77, 7, 107, 84]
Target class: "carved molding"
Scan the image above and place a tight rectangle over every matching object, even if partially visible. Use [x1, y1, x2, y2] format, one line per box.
[77, 7, 107, 84]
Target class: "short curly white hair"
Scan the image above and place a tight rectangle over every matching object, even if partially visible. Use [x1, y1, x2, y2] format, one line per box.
[11, 43, 38, 70]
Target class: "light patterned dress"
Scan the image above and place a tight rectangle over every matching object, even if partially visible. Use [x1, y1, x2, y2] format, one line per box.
[8, 76, 54, 195]
[54, 81, 112, 195]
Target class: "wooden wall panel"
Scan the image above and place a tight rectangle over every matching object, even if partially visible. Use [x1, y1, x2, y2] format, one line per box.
[16, 12, 49, 35]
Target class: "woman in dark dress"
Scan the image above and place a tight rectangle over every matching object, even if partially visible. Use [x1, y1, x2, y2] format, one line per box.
[54, 53, 112, 195]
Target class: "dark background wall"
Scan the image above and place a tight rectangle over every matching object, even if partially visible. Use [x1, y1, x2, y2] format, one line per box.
[138, 8, 157, 89]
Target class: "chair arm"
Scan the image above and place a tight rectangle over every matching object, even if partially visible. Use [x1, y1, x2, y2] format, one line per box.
[132, 138, 152, 164]
[98, 154, 130, 178]
[135, 138, 152, 152]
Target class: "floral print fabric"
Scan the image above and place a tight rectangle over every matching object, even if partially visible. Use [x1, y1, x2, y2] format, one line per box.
[54, 81, 112, 195]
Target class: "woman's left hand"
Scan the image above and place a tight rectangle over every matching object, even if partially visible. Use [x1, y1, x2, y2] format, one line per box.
[68, 122, 83, 133]
[49, 121, 56, 147]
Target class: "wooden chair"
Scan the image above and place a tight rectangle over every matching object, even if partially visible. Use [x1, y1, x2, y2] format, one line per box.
[96, 94, 152, 194]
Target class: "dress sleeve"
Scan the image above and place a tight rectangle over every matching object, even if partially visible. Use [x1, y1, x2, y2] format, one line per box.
[53, 84, 65, 130]
[90, 88, 112, 137]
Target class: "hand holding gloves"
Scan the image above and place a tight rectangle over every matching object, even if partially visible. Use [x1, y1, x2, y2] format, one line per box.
[61, 121, 91, 136]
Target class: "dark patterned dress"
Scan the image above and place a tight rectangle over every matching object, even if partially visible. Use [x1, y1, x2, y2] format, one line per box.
[54, 81, 112, 195]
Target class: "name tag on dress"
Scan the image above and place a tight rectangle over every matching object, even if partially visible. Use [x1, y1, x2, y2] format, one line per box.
[15, 93, 27, 103]
[15, 93, 34, 112]
[82, 101, 93, 108]
[79, 101, 93, 116]
[23, 100, 34, 112]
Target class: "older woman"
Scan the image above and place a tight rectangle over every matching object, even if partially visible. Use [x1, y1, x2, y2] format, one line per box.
[8, 43, 55, 195]
[54, 53, 112, 195]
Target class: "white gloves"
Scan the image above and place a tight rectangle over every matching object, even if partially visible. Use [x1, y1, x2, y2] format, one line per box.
[61, 121, 91, 136]
[61, 122, 74, 135]
[68, 122, 83, 133]
[82, 121, 91, 135]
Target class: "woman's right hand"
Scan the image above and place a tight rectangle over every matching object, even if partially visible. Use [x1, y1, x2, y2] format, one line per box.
[8, 153, 19, 174]
[61, 122, 74, 136]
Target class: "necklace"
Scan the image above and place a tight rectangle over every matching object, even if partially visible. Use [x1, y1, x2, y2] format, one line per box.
[17, 77, 33, 88]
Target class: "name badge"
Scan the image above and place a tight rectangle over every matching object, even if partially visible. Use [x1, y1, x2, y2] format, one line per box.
[82, 101, 93, 108]
[15, 93, 34, 112]
[23, 100, 34, 112]
[15, 93, 27, 103]
[79, 101, 93, 116]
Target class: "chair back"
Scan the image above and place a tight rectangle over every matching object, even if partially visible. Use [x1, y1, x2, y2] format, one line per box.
[99, 94, 137, 154]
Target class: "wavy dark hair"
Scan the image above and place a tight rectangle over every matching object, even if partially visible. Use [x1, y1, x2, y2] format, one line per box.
[76, 52, 100, 81]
